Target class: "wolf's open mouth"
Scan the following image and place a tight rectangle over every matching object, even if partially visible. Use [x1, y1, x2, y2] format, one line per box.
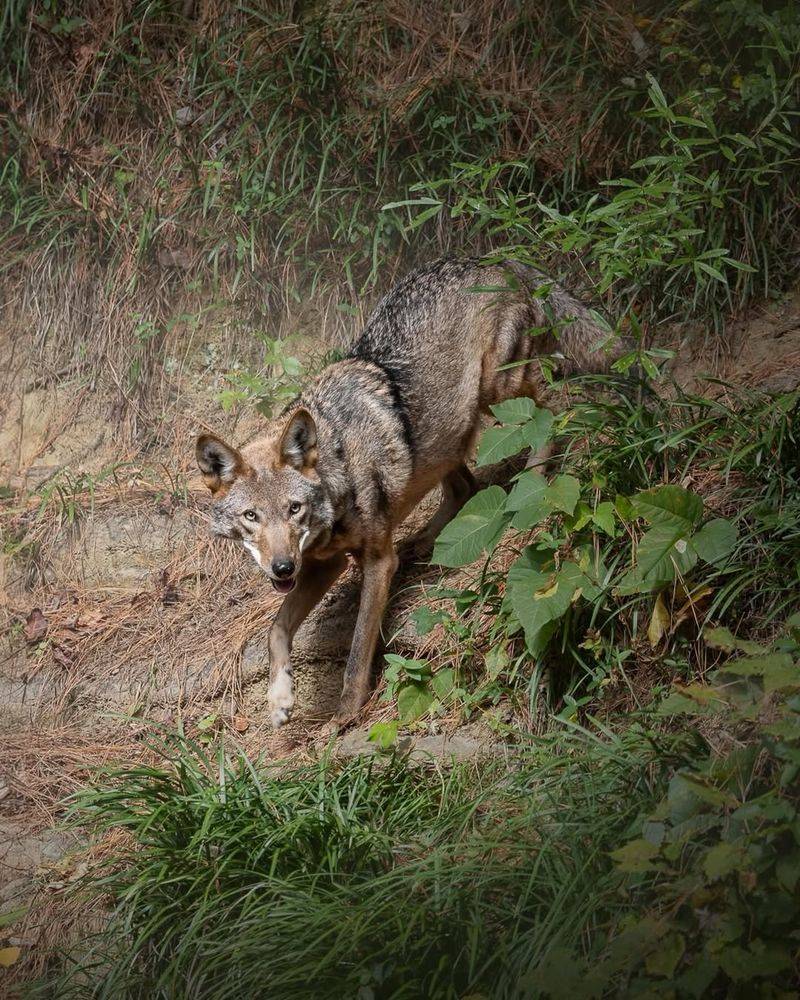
[272, 579, 296, 595]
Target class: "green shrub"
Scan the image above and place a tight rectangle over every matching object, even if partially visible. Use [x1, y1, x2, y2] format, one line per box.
[531, 620, 800, 997]
[416, 381, 799, 718]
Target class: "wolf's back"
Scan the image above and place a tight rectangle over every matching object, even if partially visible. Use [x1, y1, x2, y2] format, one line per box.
[351, 259, 609, 473]
[346, 258, 612, 476]
[351, 257, 611, 380]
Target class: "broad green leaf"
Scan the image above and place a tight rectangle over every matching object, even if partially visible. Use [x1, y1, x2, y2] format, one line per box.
[703, 625, 737, 651]
[668, 772, 704, 824]
[523, 947, 592, 999]
[570, 502, 593, 531]
[384, 654, 432, 681]
[614, 494, 635, 521]
[776, 851, 800, 892]
[718, 652, 798, 692]
[616, 523, 699, 594]
[520, 408, 555, 453]
[675, 957, 719, 998]
[718, 944, 791, 981]
[411, 606, 449, 636]
[642, 821, 666, 846]
[660, 683, 728, 716]
[592, 501, 616, 536]
[397, 682, 434, 722]
[672, 772, 733, 809]
[693, 518, 737, 564]
[704, 626, 766, 655]
[432, 486, 507, 567]
[489, 397, 538, 424]
[432, 667, 455, 700]
[703, 841, 746, 880]
[545, 475, 580, 515]
[507, 470, 550, 530]
[633, 484, 703, 530]
[594, 917, 665, 984]
[645, 931, 685, 978]
[610, 838, 659, 872]
[476, 424, 526, 466]
[368, 720, 399, 750]
[507, 470, 548, 508]
[507, 552, 587, 654]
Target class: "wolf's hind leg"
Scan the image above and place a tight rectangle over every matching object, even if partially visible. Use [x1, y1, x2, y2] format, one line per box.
[268, 552, 348, 728]
[404, 465, 477, 556]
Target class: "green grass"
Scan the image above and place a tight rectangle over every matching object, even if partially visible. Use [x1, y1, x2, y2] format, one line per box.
[32, 723, 689, 999]
[31, 623, 800, 999]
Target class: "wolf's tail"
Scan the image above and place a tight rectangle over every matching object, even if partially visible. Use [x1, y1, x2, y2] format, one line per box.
[509, 261, 621, 374]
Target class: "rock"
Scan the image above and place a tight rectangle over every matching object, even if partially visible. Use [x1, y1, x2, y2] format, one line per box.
[46, 508, 193, 590]
[0, 820, 79, 883]
[407, 733, 487, 762]
[337, 727, 498, 763]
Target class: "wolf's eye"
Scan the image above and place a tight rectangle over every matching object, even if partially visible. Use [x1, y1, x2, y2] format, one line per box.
[288, 501, 302, 515]
[242, 509, 258, 522]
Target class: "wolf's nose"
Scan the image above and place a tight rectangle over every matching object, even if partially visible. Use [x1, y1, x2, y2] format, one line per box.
[272, 558, 295, 579]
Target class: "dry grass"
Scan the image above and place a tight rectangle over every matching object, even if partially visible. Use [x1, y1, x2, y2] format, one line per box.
[0, 0, 695, 439]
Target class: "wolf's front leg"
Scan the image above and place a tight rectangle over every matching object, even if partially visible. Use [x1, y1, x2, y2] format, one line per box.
[336, 545, 399, 725]
[267, 553, 348, 728]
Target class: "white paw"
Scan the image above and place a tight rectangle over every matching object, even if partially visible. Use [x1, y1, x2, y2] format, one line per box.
[268, 669, 294, 729]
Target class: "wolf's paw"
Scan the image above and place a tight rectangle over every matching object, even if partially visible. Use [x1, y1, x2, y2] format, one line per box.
[270, 704, 293, 729]
[268, 670, 295, 729]
[332, 690, 367, 730]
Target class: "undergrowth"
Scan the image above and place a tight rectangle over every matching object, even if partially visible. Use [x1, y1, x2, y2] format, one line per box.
[29, 618, 800, 998]
[375, 377, 799, 728]
[4, 3, 800, 996]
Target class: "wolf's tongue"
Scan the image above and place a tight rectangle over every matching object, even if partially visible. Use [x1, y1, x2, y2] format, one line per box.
[272, 579, 296, 595]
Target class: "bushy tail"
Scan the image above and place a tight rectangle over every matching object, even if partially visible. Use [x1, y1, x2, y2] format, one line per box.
[510, 262, 621, 374]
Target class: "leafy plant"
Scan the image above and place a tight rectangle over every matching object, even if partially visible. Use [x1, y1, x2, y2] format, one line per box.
[382, 653, 457, 724]
[215, 334, 305, 415]
[531, 619, 800, 997]
[432, 397, 739, 663]
[418, 380, 798, 721]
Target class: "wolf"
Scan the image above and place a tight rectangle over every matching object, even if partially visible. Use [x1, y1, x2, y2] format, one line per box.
[196, 258, 613, 729]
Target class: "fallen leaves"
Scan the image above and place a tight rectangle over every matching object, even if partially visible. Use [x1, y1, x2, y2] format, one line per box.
[23, 608, 47, 643]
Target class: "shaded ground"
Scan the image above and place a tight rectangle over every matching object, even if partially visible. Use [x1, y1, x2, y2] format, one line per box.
[1, 288, 800, 984]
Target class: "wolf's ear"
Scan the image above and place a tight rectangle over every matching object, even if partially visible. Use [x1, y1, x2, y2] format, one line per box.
[196, 434, 248, 493]
[278, 408, 317, 472]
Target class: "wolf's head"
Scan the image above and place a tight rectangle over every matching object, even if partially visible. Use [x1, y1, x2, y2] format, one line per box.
[196, 408, 334, 594]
